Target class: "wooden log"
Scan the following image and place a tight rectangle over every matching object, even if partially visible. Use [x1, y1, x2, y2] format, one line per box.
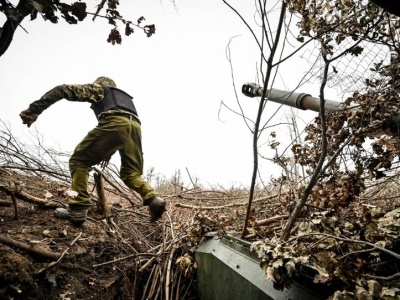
[0, 234, 61, 260]
[93, 166, 141, 207]
[11, 193, 18, 219]
[0, 184, 57, 207]
[254, 214, 288, 227]
[18, 191, 48, 205]
[0, 200, 12, 206]
[94, 172, 110, 218]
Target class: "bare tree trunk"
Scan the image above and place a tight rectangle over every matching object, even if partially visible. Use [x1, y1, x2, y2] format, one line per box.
[281, 58, 330, 241]
[241, 2, 287, 238]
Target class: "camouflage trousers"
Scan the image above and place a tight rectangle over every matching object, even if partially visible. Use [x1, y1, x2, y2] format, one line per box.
[68, 115, 156, 208]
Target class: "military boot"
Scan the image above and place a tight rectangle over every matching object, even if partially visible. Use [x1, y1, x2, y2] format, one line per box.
[54, 206, 88, 225]
[146, 196, 166, 222]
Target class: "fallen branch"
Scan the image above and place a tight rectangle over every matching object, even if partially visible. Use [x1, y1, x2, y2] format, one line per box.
[10, 193, 18, 219]
[37, 232, 83, 274]
[176, 195, 280, 210]
[94, 172, 110, 218]
[19, 191, 59, 207]
[0, 234, 61, 260]
[244, 232, 257, 239]
[147, 265, 161, 299]
[93, 253, 156, 268]
[0, 183, 58, 207]
[93, 166, 141, 207]
[254, 214, 288, 227]
[141, 264, 156, 299]
[2, 165, 68, 180]
[138, 234, 186, 272]
[176, 202, 243, 210]
[176, 192, 283, 202]
[0, 200, 12, 206]
[165, 245, 177, 300]
[338, 247, 375, 260]
[101, 272, 122, 289]
[298, 233, 400, 260]
[365, 272, 400, 281]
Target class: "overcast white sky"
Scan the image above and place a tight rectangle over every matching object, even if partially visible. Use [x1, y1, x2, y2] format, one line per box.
[0, 0, 334, 188]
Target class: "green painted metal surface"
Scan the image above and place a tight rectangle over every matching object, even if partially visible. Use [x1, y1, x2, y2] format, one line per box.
[195, 233, 326, 300]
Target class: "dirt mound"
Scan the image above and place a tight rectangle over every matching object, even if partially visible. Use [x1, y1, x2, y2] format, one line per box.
[0, 169, 198, 300]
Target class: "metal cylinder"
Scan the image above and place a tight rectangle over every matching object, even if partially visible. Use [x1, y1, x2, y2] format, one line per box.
[266, 88, 341, 112]
[244, 83, 400, 133]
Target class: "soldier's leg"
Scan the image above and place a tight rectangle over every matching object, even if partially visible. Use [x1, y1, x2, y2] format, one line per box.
[68, 119, 125, 207]
[119, 121, 157, 203]
[119, 120, 165, 221]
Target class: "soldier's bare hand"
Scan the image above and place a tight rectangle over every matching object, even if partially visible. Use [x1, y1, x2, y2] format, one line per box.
[19, 109, 38, 128]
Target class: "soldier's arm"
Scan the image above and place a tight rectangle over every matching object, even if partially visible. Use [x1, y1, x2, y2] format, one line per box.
[29, 84, 105, 115]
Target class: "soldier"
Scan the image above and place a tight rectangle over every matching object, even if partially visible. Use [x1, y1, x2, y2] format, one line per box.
[19, 76, 166, 225]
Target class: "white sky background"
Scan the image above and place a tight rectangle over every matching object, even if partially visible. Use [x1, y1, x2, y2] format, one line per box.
[0, 0, 339, 188]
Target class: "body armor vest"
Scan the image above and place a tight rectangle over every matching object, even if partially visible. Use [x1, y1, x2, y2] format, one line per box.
[90, 86, 138, 119]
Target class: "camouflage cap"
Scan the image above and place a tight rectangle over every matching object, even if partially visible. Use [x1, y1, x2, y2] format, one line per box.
[93, 76, 117, 88]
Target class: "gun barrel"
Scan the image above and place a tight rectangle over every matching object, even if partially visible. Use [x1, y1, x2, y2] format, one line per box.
[266, 88, 342, 112]
[242, 83, 342, 111]
[243, 82, 400, 134]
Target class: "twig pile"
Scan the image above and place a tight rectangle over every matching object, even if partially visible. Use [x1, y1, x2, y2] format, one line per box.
[0, 121, 399, 299]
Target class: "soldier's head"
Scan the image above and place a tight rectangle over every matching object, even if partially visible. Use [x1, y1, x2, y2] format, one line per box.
[94, 76, 117, 88]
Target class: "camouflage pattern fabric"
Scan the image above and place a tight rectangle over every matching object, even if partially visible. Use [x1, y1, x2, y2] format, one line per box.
[29, 83, 105, 115]
[69, 115, 156, 207]
[93, 76, 117, 88]
[25, 77, 159, 213]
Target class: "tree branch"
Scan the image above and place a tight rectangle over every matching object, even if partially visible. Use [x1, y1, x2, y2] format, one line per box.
[0, 234, 61, 260]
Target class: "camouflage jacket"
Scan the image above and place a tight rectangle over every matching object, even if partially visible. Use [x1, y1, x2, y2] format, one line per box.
[29, 84, 105, 115]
